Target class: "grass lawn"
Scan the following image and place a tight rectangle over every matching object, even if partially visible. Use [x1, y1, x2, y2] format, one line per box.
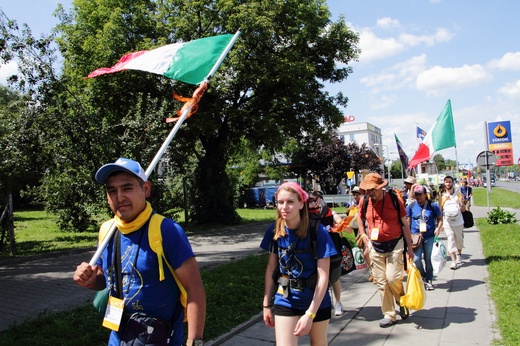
[472, 187, 520, 209]
[478, 219, 520, 345]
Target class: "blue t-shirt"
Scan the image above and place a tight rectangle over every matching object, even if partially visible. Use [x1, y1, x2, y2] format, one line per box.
[97, 215, 194, 346]
[460, 186, 472, 201]
[406, 201, 441, 239]
[260, 222, 337, 310]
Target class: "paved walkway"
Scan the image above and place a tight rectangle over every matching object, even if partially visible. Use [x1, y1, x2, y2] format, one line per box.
[0, 206, 508, 345]
[206, 206, 504, 345]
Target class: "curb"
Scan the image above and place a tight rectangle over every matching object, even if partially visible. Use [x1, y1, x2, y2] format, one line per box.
[206, 313, 263, 346]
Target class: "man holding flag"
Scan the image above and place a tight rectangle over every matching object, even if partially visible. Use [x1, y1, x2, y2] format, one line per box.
[74, 31, 241, 346]
[74, 158, 206, 346]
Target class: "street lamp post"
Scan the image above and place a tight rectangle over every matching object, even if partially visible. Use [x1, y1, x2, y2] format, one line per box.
[375, 144, 391, 181]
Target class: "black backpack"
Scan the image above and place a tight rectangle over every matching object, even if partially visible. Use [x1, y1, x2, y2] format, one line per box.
[360, 188, 404, 226]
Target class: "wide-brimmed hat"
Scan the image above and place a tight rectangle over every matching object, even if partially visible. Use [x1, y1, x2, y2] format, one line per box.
[404, 176, 416, 184]
[363, 173, 388, 190]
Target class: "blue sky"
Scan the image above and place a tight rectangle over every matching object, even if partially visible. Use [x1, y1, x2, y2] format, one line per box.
[2, 0, 520, 167]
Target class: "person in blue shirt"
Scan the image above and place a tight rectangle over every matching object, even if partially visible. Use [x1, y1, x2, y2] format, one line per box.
[406, 185, 443, 291]
[73, 158, 206, 346]
[260, 182, 337, 346]
[460, 179, 473, 211]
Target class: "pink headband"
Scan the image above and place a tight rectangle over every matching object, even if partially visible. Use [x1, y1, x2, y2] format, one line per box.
[277, 182, 308, 203]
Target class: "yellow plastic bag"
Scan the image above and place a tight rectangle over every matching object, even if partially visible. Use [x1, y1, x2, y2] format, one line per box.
[400, 261, 426, 311]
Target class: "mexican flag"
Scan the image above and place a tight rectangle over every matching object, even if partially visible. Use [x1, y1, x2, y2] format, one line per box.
[408, 100, 456, 169]
[87, 34, 234, 85]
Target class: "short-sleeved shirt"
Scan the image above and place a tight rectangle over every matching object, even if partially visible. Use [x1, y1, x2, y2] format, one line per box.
[460, 186, 472, 201]
[406, 201, 441, 239]
[358, 192, 407, 242]
[97, 215, 194, 346]
[260, 223, 337, 310]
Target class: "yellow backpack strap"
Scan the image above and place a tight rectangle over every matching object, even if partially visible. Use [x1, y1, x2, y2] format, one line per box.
[98, 219, 116, 245]
[148, 213, 188, 322]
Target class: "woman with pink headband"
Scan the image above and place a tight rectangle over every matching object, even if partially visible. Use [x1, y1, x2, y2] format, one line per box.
[260, 182, 337, 345]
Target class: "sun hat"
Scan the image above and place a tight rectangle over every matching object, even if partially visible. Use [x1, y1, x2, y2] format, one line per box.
[363, 173, 388, 190]
[95, 157, 148, 184]
[404, 176, 416, 184]
[277, 182, 308, 203]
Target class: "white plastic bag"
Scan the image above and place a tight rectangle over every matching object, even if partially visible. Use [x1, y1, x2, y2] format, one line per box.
[352, 246, 367, 269]
[431, 236, 447, 275]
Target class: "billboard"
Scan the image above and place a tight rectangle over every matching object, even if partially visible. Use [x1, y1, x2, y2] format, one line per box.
[488, 121, 514, 166]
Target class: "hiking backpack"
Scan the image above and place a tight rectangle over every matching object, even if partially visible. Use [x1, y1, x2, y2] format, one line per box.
[98, 214, 188, 321]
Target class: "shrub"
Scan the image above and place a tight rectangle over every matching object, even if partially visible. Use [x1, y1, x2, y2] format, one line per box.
[486, 207, 518, 225]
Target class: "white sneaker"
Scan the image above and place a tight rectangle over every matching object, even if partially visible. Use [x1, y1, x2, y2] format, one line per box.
[456, 254, 462, 265]
[334, 302, 344, 316]
[450, 261, 458, 270]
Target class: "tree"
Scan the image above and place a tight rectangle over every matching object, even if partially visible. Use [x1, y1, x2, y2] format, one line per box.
[2, 1, 360, 228]
[291, 134, 381, 193]
[432, 154, 445, 171]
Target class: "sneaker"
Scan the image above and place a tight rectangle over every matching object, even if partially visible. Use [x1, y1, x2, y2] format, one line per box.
[399, 305, 409, 320]
[379, 317, 396, 328]
[456, 254, 462, 265]
[334, 302, 344, 316]
[425, 281, 435, 291]
[450, 261, 458, 270]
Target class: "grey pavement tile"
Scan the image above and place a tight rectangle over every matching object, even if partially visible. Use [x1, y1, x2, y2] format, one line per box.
[440, 312, 494, 345]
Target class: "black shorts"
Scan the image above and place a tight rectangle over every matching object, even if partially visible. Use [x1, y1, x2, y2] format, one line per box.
[274, 305, 331, 322]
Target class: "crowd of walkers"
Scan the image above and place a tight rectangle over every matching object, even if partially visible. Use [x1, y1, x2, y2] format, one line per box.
[260, 173, 471, 345]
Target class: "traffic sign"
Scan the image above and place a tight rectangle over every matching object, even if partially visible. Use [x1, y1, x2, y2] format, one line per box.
[476, 151, 497, 168]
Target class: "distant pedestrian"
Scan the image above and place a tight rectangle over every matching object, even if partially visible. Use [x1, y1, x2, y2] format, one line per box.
[337, 178, 347, 195]
[406, 185, 443, 291]
[357, 173, 414, 328]
[307, 191, 345, 317]
[440, 176, 464, 269]
[403, 176, 416, 205]
[260, 182, 337, 345]
[460, 179, 473, 211]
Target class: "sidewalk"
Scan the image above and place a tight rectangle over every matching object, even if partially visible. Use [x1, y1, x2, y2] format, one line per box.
[206, 206, 502, 345]
[0, 207, 503, 345]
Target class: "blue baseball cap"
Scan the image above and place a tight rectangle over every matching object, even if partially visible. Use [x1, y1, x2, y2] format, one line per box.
[95, 158, 147, 184]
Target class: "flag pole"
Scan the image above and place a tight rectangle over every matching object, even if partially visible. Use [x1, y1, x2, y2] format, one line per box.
[88, 30, 241, 267]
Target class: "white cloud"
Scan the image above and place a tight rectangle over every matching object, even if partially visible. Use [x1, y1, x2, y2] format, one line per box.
[356, 24, 454, 63]
[416, 64, 493, 95]
[369, 94, 395, 110]
[376, 17, 400, 29]
[488, 52, 520, 71]
[0, 61, 18, 85]
[360, 54, 428, 92]
[358, 29, 405, 63]
[399, 28, 454, 47]
[497, 80, 520, 98]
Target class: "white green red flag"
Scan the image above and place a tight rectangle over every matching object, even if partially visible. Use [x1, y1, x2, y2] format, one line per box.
[87, 34, 234, 85]
[408, 100, 457, 169]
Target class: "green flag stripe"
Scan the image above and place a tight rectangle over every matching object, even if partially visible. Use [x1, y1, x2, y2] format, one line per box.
[163, 34, 234, 84]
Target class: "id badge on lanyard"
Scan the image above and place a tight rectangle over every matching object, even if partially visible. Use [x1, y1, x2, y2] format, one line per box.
[102, 296, 125, 331]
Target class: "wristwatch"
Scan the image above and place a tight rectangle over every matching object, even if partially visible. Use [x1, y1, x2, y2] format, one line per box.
[186, 338, 203, 346]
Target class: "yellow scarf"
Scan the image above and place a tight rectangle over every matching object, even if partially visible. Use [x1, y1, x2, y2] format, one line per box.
[114, 202, 153, 235]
